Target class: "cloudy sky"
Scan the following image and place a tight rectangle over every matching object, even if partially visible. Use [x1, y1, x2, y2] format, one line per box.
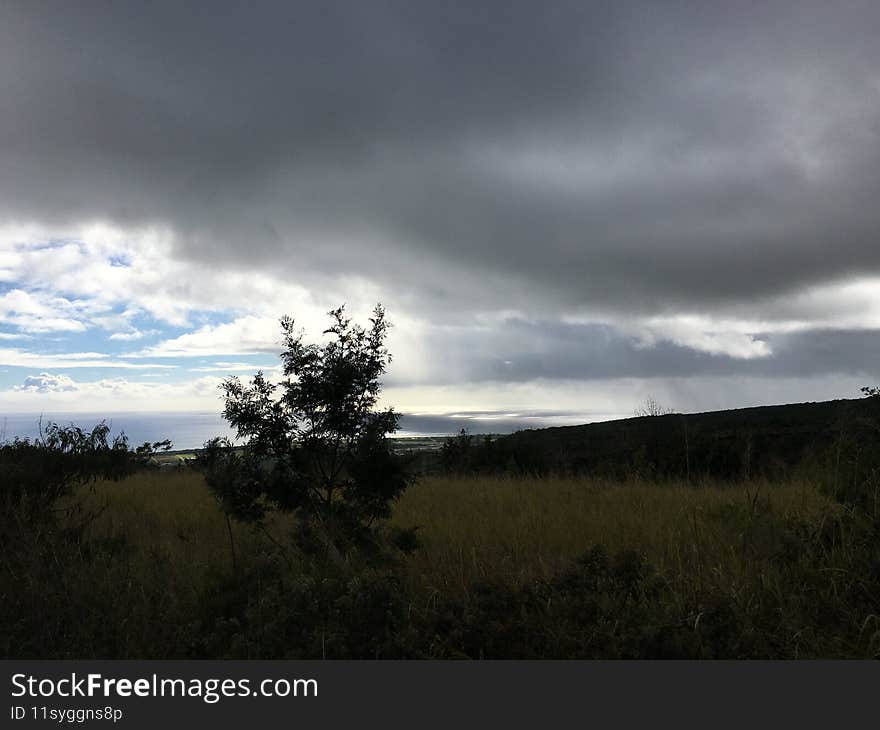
[1, 0, 879, 431]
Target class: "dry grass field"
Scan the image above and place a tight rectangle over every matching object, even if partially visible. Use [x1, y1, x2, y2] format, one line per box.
[394, 475, 836, 595]
[6, 464, 875, 658]
[77, 470, 839, 605]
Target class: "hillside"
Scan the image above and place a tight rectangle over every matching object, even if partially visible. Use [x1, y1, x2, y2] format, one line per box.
[478, 397, 880, 480]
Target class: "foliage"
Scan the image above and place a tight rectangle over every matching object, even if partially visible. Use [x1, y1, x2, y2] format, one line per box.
[0, 421, 170, 525]
[200, 305, 413, 557]
[816, 387, 880, 509]
[0, 423, 176, 658]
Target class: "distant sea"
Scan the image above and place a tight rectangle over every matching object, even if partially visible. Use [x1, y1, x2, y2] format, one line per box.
[0, 412, 238, 452]
[0, 411, 603, 451]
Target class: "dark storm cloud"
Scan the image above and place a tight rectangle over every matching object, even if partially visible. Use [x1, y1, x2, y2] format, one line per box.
[385, 320, 880, 385]
[2, 1, 880, 373]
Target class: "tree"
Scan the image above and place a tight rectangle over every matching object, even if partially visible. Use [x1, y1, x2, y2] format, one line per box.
[440, 428, 474, 474]
[634, 397, 674, 418]
[201, 304, 412, 558]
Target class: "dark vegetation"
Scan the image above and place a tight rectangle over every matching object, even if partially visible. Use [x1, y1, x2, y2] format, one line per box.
[200, 305, 413, 568]
[0, 424, 173, 656]
[2, 307, 880, 658]
[440, 396, 880, 490]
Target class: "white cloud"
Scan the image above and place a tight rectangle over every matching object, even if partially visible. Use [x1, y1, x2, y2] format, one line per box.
[0, 223, 343, 332]
[0, 347, 175, 369]
[136, 316, 284, 357]
[631, 316, 772, 359]
[16, 372, 77, 393]
[188, 361, 277, 373]
[0, 372, 226, 412]
[0, 288, 91, 333]
[108, 328, 158, 341]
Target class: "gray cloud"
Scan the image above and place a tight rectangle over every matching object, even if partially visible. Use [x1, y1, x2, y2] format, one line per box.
[2, 1, 880, 391]
[386, 320, 880, 385]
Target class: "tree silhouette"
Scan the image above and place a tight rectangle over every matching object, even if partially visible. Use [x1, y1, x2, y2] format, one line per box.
[201, 304, 412, 558]
[634, 397, 674, 418]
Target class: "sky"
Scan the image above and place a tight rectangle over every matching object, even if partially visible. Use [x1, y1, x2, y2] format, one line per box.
[1, 0, 879, 432]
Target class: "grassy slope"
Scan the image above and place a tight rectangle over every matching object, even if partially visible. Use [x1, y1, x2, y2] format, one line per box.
[8, 468, 868, 657]
[79, 470, 836, 603]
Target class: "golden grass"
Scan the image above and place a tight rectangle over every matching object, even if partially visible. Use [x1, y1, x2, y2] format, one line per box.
[392, 475, 836, 596]
[78, 471, 267, 602]
[77, 471, 838, 603]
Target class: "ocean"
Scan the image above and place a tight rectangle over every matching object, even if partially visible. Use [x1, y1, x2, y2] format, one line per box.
[0, 412, 608, 450]
[0, 412, 237, 452]
[0, 411, 600, 451]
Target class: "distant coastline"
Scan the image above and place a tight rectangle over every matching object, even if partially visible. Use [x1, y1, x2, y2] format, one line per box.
[0, 411, 608, 451]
